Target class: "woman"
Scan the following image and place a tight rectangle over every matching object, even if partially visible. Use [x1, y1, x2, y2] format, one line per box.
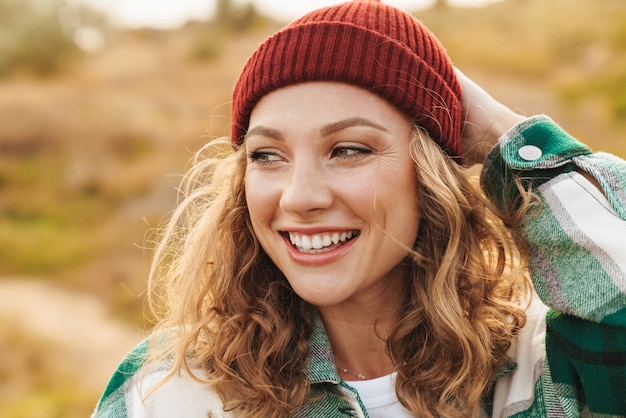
[92, 1, 626, 417]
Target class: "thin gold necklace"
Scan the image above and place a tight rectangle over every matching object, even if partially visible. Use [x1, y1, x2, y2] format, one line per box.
[337, 367, 367, 380]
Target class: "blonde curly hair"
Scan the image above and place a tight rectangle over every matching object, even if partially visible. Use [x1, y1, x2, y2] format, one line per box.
[145, 126, 532, 417]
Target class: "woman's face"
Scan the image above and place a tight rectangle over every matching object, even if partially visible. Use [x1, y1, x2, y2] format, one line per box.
[244, 82, 420, 308]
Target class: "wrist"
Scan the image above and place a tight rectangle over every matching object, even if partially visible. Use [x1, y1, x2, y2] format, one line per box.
[487, 106, 527, 142]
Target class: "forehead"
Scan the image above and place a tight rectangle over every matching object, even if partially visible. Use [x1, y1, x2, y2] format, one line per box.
[248, 82, 411, 134]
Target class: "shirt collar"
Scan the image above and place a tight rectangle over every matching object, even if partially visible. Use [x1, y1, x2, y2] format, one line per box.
[305, 310, 342, 384]
[303, 309, 518, 385]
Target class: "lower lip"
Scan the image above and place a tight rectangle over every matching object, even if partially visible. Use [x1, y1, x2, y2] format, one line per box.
[283, 235, 357, 265]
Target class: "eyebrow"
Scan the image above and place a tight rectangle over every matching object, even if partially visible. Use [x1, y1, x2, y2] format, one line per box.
[320, 117, 389, 136]
[245, 126, 283, 141]
[245, 117, 388, 141]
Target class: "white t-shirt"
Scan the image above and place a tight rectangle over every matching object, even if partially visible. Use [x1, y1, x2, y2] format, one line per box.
[347, 372, 413, 418]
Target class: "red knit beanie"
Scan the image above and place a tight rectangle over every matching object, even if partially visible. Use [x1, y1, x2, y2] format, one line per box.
[231, 0, 463, 158]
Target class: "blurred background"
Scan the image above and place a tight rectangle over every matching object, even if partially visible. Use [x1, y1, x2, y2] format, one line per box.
[0, 0, 625, 416]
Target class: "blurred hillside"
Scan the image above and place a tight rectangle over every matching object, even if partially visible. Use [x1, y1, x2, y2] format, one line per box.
[420, 0, 626, 148]
[0, 0, 625, 416]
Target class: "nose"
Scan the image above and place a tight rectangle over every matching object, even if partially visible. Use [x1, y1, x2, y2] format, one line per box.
[279, 157, 333, 216]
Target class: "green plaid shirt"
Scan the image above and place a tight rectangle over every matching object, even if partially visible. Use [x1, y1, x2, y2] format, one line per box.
[93, 116, 626, 417]
[482, 115, 626, 417]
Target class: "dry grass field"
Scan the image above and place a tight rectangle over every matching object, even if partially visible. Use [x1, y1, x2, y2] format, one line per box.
[0, 0, 625, 416]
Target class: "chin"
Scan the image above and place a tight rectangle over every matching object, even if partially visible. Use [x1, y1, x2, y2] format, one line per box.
[289, 284, 349, 307]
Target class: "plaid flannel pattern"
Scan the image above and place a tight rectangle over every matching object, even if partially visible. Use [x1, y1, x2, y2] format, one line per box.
[483, 116, 626, 417]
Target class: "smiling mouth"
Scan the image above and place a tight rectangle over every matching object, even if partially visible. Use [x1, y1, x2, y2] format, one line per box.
[285, 230, 359, 254]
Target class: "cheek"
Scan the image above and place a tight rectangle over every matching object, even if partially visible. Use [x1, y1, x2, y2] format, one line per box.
[244, 171, 280, 234]
[399, 175, 420, 236]
[244, 173, 266, 226]
[373, 168, 420, 243]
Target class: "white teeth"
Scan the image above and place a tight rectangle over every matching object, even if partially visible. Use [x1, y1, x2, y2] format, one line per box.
[322, 235, 332, 247]
[311, 235, 323, 249]
[287, 231, 357, 252]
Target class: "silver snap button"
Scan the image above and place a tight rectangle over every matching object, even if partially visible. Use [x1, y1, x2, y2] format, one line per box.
[518, 145, 543, 161]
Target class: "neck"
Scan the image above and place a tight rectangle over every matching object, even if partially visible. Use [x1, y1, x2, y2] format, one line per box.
[318, 296, 402, 380]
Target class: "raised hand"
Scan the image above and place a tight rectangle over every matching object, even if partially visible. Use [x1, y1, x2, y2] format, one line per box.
[455, 68, 526, 166]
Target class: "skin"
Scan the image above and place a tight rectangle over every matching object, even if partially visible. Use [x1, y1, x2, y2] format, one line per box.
[244, 81, 420, 379]
[455, 68, 527, 165]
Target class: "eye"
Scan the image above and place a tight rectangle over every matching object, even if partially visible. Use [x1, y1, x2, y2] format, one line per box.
[331, 145, 372, 160]
[247, 150, 283, 164]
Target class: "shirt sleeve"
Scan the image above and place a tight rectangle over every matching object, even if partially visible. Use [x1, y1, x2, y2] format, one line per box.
[91, 338, 228, 418]
[480, 115, 626, 415]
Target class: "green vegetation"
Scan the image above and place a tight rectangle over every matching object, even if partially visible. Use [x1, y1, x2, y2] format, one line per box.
[0, 0, 111, 77]
[0, 125, 154, 275]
